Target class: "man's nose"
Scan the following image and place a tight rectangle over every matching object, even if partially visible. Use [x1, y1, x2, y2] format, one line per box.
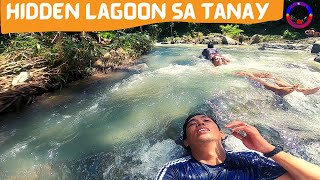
[196, 122, 205, 127]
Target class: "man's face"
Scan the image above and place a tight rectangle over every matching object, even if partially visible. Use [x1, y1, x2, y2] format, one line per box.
[213, 57, 223, 66]
[184, 115, 224, 148]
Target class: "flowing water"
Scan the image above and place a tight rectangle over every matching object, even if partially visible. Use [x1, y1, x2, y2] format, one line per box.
[0, 44, 320, 179]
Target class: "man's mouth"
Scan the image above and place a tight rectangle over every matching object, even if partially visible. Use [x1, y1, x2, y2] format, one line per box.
[198, 128, 210, 133]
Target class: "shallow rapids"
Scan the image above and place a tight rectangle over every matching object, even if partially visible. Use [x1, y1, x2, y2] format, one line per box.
[0, 44, 319, 179]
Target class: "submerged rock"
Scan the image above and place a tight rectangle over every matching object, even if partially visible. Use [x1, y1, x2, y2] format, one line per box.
[314, 54, 320, 63]
[311, 41, 320, 53]
[259, 43, 309, 50]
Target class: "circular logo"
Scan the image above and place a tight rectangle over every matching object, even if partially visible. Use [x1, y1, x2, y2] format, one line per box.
[286, 2, 313, 29]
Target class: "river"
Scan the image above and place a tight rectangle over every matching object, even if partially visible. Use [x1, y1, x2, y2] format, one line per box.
[0, 44, 319, 179]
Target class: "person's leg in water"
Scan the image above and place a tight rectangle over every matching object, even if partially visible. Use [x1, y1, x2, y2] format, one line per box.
[296, 87, 320, 95]
[252, 72, 275, 79]
[235, 71, 267, 78]
[273, 77, 320, 95]
[235, 71, 299, 96]
[272, 77, 293, 87]
[235, 71, 258, 78]
[236, 71, 293, 87]
[250, 76, 299, 96]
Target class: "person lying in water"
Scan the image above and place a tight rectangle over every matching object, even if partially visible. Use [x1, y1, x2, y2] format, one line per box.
[235, 71, 320, 96]
[211, 55, 230, 66]
[201, 43, 230, 66]
[156, 113, 320, 179]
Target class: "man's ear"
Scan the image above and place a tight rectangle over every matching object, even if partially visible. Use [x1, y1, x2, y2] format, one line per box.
[220, 131, 225, 140]
[183, 140, 189, 147]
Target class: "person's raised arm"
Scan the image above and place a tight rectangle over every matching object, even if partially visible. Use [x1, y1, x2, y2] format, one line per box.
[225, 121, 320, 180]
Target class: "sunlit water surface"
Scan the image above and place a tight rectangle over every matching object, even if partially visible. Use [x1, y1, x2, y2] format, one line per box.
[0, 44, 320, 179]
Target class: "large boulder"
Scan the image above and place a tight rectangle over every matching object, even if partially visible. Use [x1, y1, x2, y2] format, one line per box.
[311, 41, 320, 53]
[221, 36, 237, 45]
[211, 37, 222, 44]
[221, 37, 228, 44]
[250, 34, 261, 44]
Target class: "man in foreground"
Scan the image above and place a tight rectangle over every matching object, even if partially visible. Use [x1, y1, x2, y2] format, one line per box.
[156, 114, 320, 179]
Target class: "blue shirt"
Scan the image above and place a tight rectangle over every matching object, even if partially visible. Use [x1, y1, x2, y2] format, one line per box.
[156, 151, 287, 180]
[202, 48, 219, 59]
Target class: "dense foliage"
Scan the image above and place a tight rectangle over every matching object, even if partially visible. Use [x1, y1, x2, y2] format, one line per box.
[283, 29, 302, 40]
[110, 33, 152, 56]
[219, 25, 244, 38]
[120, 0, 319, 41]
[0, 32, 154, 113]
[0, 32, 154, 89]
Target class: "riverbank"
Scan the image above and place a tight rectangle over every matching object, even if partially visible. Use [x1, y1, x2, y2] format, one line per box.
[0, 32, 153, 115]
[162, 33, 318, 49]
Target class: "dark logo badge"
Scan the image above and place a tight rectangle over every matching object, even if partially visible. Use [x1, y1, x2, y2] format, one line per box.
[286, 2, 313, 29]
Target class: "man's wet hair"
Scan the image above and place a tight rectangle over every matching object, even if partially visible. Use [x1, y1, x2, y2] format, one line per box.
[182, 113, 220, 141]
[208, 43, 214, 48]
[211, 55, 217, 62]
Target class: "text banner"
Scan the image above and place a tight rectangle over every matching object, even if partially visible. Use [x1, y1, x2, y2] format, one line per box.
[1, 0, 284, 33]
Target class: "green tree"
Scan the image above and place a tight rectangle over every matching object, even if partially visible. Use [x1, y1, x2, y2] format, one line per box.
[219, 24, 244, 38]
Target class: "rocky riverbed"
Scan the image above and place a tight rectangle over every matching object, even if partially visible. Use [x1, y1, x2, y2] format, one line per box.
[162, 34, 320, 62]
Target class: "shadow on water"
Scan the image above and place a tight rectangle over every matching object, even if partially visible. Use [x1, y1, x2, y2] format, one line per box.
[273, 95, 292, 111]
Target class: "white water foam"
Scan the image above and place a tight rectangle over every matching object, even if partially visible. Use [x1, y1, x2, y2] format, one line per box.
[129, 139, 185, 178]
[305, 142, 320, 165]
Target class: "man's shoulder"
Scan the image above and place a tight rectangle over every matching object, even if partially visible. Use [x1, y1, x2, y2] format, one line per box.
[227, 151, 262, 162]
[162, 155, 192, 167]
[226, 150, 281, 169]
[228, 150, 261, 156]
[156, 155, 192, 179]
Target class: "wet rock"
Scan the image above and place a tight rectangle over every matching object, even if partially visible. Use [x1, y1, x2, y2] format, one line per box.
[127, 63, 148, 71]
[211, 37, 222, 44]
[314, 54, 320, 63]
[12, 72, 31, 86]
[221, 37, 228, 44]
[259, 43, 309, 50]
[202, 39, 211, 44]
[221, 36, 237, 45]
[201, 36, 222, 44]
[258, 46, 266, 50]
[311, 41, 320, 53]
[250, 34, 261, 44]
